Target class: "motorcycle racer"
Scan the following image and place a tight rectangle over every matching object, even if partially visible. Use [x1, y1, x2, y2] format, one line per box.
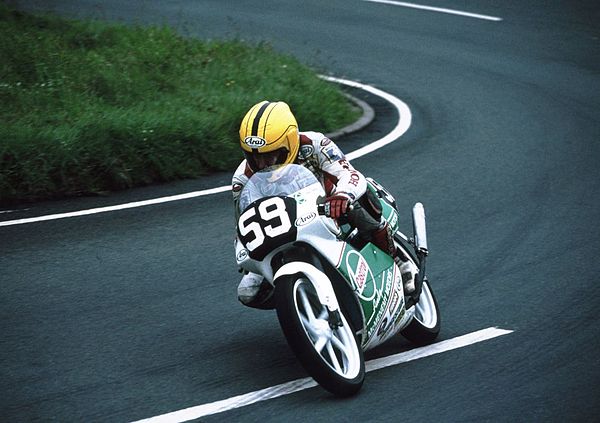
[232, 100, 417, 309]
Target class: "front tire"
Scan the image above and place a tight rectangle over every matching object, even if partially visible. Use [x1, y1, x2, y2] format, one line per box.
[401, 280, 441, 345]
[275, 276, 365, 397]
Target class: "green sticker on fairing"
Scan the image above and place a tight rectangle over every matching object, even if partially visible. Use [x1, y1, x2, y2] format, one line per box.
[337, 242, 396, 345]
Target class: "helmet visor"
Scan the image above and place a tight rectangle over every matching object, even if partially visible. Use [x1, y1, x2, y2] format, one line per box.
[244, 147, 289, 172]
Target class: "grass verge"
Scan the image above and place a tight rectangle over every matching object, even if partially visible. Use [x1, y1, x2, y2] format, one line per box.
[0, 5, 359, 204]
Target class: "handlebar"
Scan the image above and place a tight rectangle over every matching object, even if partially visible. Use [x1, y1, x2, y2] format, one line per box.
[317, 202, 354, 217]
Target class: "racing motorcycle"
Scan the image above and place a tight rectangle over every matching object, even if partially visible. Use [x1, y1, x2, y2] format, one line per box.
[235, 164, 440, 396]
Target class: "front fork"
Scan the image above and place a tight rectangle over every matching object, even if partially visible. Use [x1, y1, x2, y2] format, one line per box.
[273, 262, 343, 328]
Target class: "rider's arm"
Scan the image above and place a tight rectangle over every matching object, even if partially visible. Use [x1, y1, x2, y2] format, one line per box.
[317, 136, 367, 200]
[231, 161, 250, 223]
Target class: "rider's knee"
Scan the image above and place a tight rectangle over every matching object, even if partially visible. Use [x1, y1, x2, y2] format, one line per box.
[237, 273, 275, 310]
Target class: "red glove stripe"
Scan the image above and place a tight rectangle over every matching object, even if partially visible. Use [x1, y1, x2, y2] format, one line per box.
[325, 193, 351, 219]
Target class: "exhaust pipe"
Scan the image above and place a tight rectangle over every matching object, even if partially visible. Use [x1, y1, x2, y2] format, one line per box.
[412, 202, 428, 256]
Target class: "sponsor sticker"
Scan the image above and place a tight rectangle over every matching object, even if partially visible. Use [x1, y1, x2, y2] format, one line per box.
[320, 137, 332, 146]
[348, 254, 369, 294]
[295, 212, 316, 227]
[388, 290, 400, 314]
[236, 249, 249, 262]
[300, 145, 314, 158]
[321, 145, 344, 162]
[244, 136, 266, 149]
[345, 250, 376, 301]
[338, 159, 351, 170]
[232, 183, 243, 193]
[367, 269, 394, 339]
[354, 259, 368, 292]
[292, 192, 306, 204]
[393, 301, 406, 326]
[348, 171, 361, 187]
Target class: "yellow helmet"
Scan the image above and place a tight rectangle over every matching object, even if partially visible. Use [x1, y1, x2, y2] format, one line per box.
[239, 101, 299, 172]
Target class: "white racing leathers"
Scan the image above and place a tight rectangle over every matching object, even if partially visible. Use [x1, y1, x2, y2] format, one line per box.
[232, 132, 372, 307]
[232, 131, 367, 218]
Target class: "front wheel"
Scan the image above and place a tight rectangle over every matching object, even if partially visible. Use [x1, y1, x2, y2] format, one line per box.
[275, 276, 365, 397]
[401, 280, 441, 345]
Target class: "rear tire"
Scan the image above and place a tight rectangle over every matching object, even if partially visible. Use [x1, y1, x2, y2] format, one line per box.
[275, 276, 365, 397]
[401, 280, 441, 345]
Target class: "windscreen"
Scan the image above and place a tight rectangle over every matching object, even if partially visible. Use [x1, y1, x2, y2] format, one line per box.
[238, 164, 322, 213]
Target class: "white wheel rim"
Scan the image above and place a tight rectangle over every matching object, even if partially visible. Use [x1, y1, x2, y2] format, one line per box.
[293, 279, 361, 379]
[414, 281, 438, 329]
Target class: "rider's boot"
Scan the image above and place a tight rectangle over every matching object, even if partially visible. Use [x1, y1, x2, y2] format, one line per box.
[371, 222, 417, 294]
[237, 272, 275, 309]
[398, 260, 418, 294]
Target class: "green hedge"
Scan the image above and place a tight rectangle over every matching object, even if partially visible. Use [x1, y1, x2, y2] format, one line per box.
[0, 6, 358, 203]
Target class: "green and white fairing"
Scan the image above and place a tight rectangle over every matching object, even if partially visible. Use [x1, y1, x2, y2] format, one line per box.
[335, 179, 414, 350]
[236, 164, 414, 350]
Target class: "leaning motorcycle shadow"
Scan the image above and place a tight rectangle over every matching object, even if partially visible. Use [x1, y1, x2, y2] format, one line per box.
[363, 336, 417, 361]
[225, 326, 416, 400]
[223, 313, 313, 383]
[222, 315, 419, 393]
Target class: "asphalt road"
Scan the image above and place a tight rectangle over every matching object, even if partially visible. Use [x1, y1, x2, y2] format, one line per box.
[2, 1, 600, 422]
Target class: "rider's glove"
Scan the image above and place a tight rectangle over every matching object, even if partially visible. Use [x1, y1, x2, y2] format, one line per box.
[324, 192, 353, 219]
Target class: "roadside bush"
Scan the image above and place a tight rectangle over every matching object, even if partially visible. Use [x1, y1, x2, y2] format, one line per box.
[0, 5, 358, 203]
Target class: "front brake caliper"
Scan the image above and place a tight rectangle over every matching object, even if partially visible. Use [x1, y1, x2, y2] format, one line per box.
[328, 308, 343, 328]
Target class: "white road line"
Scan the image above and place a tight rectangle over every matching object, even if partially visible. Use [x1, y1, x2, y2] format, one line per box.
[0, 186, 230, 227]
[0, 208, 29, 214]
[364, 0, 503, 22]
[131, 327, 513, 423]
[319, 76, 412, 162]
[0, 77, 412, 227]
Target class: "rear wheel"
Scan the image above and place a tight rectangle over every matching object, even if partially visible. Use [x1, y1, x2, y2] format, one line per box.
[401, 280, 441, 345]
[275, 276, 364, 396]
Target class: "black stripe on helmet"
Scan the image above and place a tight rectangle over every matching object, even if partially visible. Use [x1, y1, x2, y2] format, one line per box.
[251, 102, 271, 136]
[262, 102, 278, 139]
